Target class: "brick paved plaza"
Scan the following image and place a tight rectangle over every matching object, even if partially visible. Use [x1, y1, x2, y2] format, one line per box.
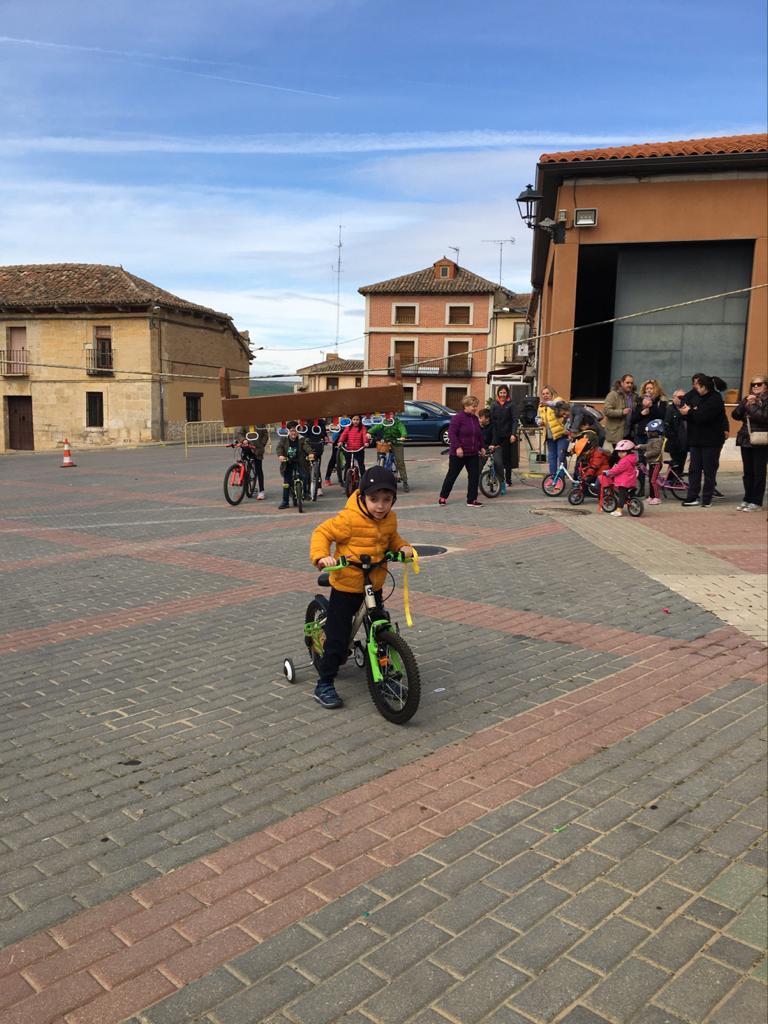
[0, 444, 766, 1024]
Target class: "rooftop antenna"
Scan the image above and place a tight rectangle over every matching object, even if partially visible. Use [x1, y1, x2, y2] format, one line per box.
[449, 246, 460, 265]
[332, 224, 343, 350]
[482, 237, 515, 286]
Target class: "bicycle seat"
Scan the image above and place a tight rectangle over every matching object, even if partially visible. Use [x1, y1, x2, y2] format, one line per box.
[317, 573, 331, 587]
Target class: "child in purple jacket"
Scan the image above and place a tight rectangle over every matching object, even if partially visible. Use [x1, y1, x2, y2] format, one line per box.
[438, 395, 486, 506]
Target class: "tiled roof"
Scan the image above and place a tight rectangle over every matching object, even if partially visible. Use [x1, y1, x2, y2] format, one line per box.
[540, 133, 768, 164]
[359, 263, 501, 295]
[296, 358, 364, 375]
[0, 263, 231, 319]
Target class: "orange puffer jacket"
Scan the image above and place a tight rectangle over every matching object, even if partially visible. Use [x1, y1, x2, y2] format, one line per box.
[309, 491, 408, 593]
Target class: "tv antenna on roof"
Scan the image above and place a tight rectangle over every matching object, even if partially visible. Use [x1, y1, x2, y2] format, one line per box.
[332, 224, 343, 348]
[482, 237, 515, 286]
[449, 246, 460, 264]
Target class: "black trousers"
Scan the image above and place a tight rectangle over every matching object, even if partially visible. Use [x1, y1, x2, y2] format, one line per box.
[439, 454, 480, 502]
[494, 439, 514, 483]
[318, 587, 382, 685]
[741, 445, 768, 505]
[686, 446, 718, 505]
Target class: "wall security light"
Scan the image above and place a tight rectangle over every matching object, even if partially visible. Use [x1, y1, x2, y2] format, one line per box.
[573, 208, 598, 227]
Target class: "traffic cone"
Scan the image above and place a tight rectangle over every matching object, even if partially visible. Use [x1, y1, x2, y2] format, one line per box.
[61, 439, 77, 468]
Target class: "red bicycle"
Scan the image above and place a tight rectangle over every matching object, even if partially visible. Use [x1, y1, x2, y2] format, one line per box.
[223, 434, 261, 506]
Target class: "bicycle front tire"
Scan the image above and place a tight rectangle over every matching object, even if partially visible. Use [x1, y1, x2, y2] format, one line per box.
[223, 464, 246, 505]
[479, 468, 501, 498]
[294, 477, 304, 513]
[366, 630, 420, 725]
[245, 461, 258, 498]
[310, 464, 319, 502]
[542, 474, 565, 496]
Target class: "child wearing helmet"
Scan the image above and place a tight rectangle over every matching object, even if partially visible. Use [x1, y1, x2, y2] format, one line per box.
[601, 439, 638, 517]
[309, 466, 413, 709]
[637, 418, 665, 505]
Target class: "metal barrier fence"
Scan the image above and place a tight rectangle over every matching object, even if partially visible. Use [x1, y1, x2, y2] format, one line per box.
[183, 421, 274, 457]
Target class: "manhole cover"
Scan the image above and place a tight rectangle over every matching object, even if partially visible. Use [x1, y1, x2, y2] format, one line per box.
[414, 544, 448, 556]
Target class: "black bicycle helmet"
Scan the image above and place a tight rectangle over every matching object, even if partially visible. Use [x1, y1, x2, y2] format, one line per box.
[359, 466, 398, 497]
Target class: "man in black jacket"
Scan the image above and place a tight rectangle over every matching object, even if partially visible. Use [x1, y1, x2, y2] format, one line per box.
[680, 374, 726, 508]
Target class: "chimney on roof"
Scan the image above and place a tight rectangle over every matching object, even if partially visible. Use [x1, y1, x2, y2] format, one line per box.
[324, 351, 339, 360]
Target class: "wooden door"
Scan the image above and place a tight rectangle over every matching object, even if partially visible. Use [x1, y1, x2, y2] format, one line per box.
[444, 387, 467, 411]
[447, 340, 469, 374]
[7, 397, 34, 450]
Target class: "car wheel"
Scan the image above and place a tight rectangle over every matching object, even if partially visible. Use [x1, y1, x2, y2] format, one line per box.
[439, 427, 450, 446]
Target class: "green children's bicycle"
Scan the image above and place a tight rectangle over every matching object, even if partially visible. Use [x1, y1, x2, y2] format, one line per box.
[282, 552, 421, 724]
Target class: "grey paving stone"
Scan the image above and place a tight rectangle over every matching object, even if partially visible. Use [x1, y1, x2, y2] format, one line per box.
[361, 961, 456, 1024]
[663, 849, 730, 891]
[302, 887, 381, 938]
[368, 884, 445, 936]
[502, 916, 584, 972]
[630, 1008, 688, 1024]
[557, 881, 629, 929]
[547, 850, 614, 893]
[518, 778, 577, 809]
[685, 896, 738, 929]
[435, 958, 529, 1024]
[474, 802, 536, 835]
[139, 967, 245, 1024]
[369, 855, 440, 897]
[364, 921, 451, 978]
[208, 965, 312, 1024]
[605, 847, 673, 893]
[702, 821, 763, 857]
[622, 881, 690, 929]
[655, 956, 742, 1021]
[511, 958, 600, 1022]
[592, 822, 657, 860]
[428, 852, 497, 896]
[558, 1010, 614, 1024]
[229, 924, 319, 982]
[296, 922, 384, 980]
[638, 916, 714, 971]
[708, 936, 765, 971]
[480, 826, 543, 864]
[283, 963, 385, 1024]
[586, 957, 670, 1023]
[485, 851, 557, 896]
[570, 917, 650, 973]
[538, 824, 600, 860]
[421, 826, 492, 865]
[492, 881, 569, 932]
[702, 862, 766, 910]
[428, 881, 507, 934]
[432, 918, 517, 976]
[709, 978, 768, 1024]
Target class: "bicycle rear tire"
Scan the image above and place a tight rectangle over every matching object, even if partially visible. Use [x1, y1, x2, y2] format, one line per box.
[310, 464, 319, 502]
[294, 477, 304, 513]
[366, 630, 420, 725]
[627, 497, 644, 517]
[542, 474, 565, 496]
[479, 468, 501, 498]
[667, 476, 688, 501]
[602, 492, 618, 513]
[346, 467, 359, 497]
[304, 597, 328, 670]
[223, 463, 246, 505]
[567, 486, 584, 505]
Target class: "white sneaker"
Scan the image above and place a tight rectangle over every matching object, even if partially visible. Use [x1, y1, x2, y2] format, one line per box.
[609, 509, 624, 517]
[743, 503, 761, 512]
[256, 491, 265, 500]
[737, 501, 748, 510]
[317, 488, 323, 496]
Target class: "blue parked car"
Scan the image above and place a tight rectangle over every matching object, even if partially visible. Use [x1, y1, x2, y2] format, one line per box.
[399, 400, 455, 445]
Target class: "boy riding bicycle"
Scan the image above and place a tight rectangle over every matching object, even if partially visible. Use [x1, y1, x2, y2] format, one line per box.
[276, 422, 315, 509]
[368, 414, 410, 492]
[309, 466, 413, 708]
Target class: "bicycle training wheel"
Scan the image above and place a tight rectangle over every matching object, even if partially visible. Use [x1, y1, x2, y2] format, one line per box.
[304, 598, 328, 670]
[366, 631, 420, 725]
[294, 477, 304, 513]
[567, 486, 584, 506]
[627, 497, 644, 517]
[245, 461, 258, 498]
[223, 463, 246, 505]
[542, 474, 565, 496]
[602, 492, 617, 513]
[479, 468, 501, 498]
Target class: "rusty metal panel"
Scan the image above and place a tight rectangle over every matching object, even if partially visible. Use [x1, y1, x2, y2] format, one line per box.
[221, 383, 405, 427]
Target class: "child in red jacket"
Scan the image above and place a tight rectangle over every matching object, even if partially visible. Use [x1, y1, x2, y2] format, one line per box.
[337, 415, 369, 482]
[601, 438, 638, 517]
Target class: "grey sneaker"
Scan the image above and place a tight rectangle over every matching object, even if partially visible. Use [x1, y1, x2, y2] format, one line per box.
[314, 682, 343, 709]
[737, 501, 749, 510]
[743, 503, 761, 512]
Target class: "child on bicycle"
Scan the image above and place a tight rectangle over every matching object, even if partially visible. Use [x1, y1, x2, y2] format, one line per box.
[306, 419, 328, 496]
[309, 466, 413, 709]
[337, 414, 369, 481]
[276, 421, 315, 509]
[600, 438, 638, 517]
[324, 419, 343, 487]
[236, 424, 267, 499]
[636, 418, 665, 505]
[368, 414, 410, 492]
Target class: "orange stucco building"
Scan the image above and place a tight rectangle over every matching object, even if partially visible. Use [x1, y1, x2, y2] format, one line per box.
[526, 133, 767, 406]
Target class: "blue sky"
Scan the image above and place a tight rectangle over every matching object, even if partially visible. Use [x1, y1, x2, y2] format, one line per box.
[1, 0, 765, 375]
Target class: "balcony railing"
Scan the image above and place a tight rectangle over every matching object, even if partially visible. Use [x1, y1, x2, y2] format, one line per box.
[85, 345, 115, 376]
[0, 349, 28, 376]
[387, 354, 472, 377]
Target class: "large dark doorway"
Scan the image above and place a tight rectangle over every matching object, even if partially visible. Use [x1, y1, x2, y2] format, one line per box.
[7, 397, 34, 450]
[571, 246, 618, 399]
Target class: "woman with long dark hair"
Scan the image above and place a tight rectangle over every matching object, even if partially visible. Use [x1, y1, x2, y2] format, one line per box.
[489, 385, 518, 493]
[731, 375, 768, 510]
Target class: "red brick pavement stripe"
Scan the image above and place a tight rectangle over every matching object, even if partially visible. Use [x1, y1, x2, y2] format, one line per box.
[0, 637, 763, 1024]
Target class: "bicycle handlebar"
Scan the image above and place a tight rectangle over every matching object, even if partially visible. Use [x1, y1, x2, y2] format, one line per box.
[321, 551, 412, 571]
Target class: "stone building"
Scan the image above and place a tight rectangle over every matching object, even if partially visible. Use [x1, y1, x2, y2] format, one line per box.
[294, 353, 364, 392]
[0, 264, 251, 450]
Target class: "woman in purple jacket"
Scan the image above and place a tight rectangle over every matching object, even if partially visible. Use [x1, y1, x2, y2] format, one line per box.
[438, 395, 486, 506]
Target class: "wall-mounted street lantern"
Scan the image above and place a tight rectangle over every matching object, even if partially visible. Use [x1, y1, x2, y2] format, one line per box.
[515, 183, 565, 244]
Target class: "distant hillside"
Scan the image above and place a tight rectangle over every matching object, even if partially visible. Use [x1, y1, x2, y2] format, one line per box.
[249, 378, 299, 396]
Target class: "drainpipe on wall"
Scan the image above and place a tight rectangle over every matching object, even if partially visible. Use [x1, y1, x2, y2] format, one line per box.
[152, 306, 166, 441]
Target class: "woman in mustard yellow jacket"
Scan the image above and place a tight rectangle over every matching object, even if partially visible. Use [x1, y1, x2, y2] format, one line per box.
[536, 385, 569, 476]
